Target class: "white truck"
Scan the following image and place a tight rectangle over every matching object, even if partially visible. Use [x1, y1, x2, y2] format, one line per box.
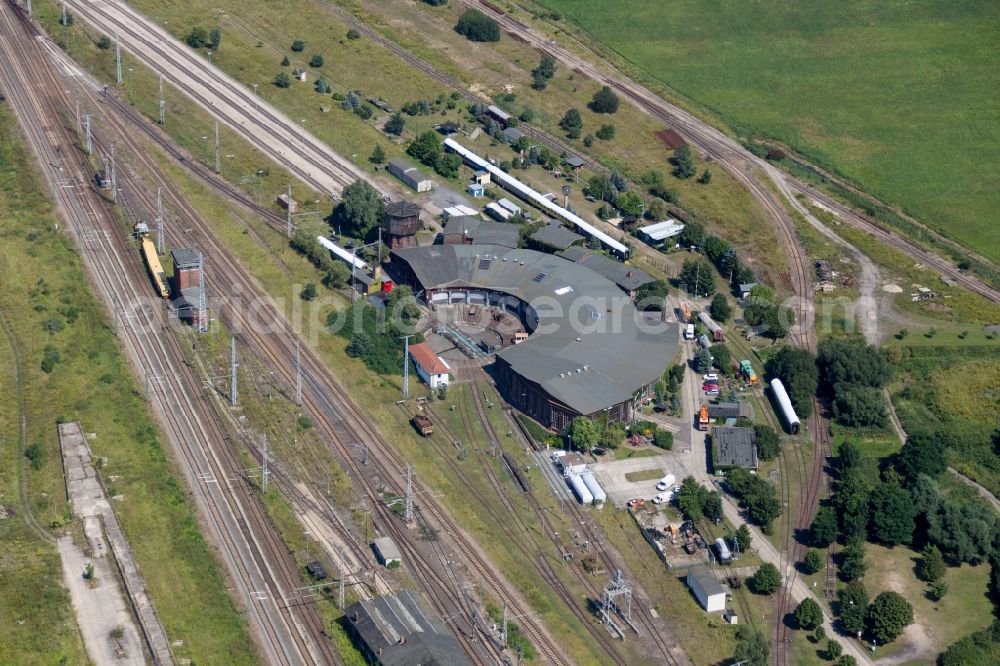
[684, 323, 695, 340]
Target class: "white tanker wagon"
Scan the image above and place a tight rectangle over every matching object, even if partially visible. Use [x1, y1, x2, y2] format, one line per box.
[769, 378, 801, 434]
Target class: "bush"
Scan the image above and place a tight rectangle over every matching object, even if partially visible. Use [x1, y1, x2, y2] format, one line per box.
[596, 124, 616, 140]
[281, 55, 290, 67]
[96, 35, 111, 50]
[837, 582, 868, 635]
[346, 29, 361, 40]
[455, 9, 500, 42]
[58, 10, 75, 26]
[672, 144, 696, 179]
[918, 544, 946, 582]
[749, 563, 781, 595]
[370, 145, 386, 165]
[810, 505, 838, 547]
[653, 429, 673, 450]
[185, 27, 209, 48]
[24, 444, 46, 471]
[40, 346, 60, 374]
[300, 283, 318, 301]
[274, 72, 291, 88]
[309, 54, 324, 68]
[291, 39, 305, 52]
[355, 103, 374, 120]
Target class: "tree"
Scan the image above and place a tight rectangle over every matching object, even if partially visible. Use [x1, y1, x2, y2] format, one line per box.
[837, 582, 868, 635]
[733, 626, 769, 666]
[679, 257, 716, 296]
[24, 444, 46, 471]
[839, 541, 867, 582]
[810, 506, 838, 547]
[635, 280, 668, 311]
[281, 55, 290, 67]
[531, 55, 556, 89]
[274, 71, 291, 88]
[837, 656, 857, 666]
[831, 383, 887, 428]
[754, 424, 780, 461]
[868, 482, 916, 545]
[590, 86, 620, 114]
[795, 598, 823, 630]
[346, 28, 361, 40]
[703, 492, 723, 522]
[300, 283, 317, 301]
[676, 477, 706, 521]
[314, 77, 330, 94]
[291, 39, 306, 52]
[346, 332, 372, 358]
[672, 144, 696, 179]
[698, 168, 712, 184]
[209, 28, 222, 50]
[836, 471, 871, 543]
[865, 591, 913, 644]
[384, 113, 405, 136]
[709, 294, 731, 323]
[803, 549, 824, 575]
[644, 197, 667, 221]
[332, 179, 384, 238]
[765, 347, 818, 419]
[596, 124, 616, 141]
[322, 263, 350, 289]
[929, 580, 949, 601]
[653, 429, 673, 450]
[570, 417, 600, 452]
[96, 35, 112, 49]
[927, 499, 1000, 564]
[827, 640, 843, 660]
[355, 103, 374, 120]
[817, 338, 891, 390]
[600, 422, 626, 449]
[309, 54, 325, 68]
[735, 524, 752, 554]
[918, 544, 946, 582]
[749, 563, 781, 595]
[185, 27, 209, 48]
[58, 10, 75, 26]
[897, 430, 947, 483]
[678, 219, 705, 248]
[763, 305, 791, 339]
[694, 348, 713, 374]
[370, 144, 386, 165]
[615, 191, 643, 217]
[454, 9, 500, 42]
[559, 108, 583, 139]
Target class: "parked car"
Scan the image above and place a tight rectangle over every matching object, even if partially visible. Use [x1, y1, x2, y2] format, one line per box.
[628, 498, 646, 508]
[702, 383, 719, 391]
[703, 373, 718, 381]
[705, 389, 720, 396]
[652, 492, 671, 505]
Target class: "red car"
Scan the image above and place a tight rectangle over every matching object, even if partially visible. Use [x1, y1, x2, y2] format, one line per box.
[702, 382, 719, 391]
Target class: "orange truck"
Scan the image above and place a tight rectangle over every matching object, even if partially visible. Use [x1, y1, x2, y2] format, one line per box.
[679, 301, 692, 323]
[698, 404, 710, 431]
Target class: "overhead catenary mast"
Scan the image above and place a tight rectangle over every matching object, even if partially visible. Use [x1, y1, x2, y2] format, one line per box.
[115, 33, 122, 85]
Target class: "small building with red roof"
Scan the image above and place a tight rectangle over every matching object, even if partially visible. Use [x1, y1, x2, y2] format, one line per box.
[408, 342, 451, 389]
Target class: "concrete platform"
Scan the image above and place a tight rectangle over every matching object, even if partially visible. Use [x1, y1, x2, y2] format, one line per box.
[590, 455, 676, 508]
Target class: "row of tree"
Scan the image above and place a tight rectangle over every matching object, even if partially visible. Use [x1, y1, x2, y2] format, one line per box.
[817, 338, 891, 429]
[725, 467, 781, 533]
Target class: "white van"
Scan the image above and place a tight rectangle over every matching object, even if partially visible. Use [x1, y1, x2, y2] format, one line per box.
[684, 323, 695, 340]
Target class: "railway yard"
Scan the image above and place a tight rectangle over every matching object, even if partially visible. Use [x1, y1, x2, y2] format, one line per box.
[1, 0, 998, 665]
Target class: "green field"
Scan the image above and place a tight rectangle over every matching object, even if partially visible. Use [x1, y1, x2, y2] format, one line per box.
[0, 104, 252, 664]
[536, 0, 1000, 263]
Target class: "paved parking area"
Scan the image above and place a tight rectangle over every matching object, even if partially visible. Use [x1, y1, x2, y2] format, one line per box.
[590, 455, 678, 508]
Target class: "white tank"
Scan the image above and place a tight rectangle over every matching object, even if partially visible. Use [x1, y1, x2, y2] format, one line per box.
[567, 474, 594, 505]
[770, 378, 801, 434]
[581, 472, 606, 504]
[715, 537, 732, 562]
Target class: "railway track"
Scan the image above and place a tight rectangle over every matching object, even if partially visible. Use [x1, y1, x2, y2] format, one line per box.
[0, 5, 337, 664]
[34, 22, 568, 662]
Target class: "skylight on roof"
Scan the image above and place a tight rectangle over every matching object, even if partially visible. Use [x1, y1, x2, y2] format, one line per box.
[554, 286, 573, 295]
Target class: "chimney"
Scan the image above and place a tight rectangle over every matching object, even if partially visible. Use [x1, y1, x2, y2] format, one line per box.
[626, 270, 633, 278]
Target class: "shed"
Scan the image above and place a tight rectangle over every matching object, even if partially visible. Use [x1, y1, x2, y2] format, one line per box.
[497, 198, 521, 216]
[687, 565, 726, 612]
[639, 219, 685, 243]
[466, 182, 485, 197]
[707, 401, 755, 422]
[373, 537, 402, 567]
[529, 223, 584, 251]
[713, 426, 758, 469]
[436, 121, 460, 136]
[473, 170, 491, 185]
[276, 192, 298, 213]
[408, 342, 451, 389]
[563, 155, 585, 170]
[442, 204, 480, 220]
[502, 127, 524, 144]
[343, 592, 472, 666]
[739, 282, 758, 299]
[387, 157, 434, 193]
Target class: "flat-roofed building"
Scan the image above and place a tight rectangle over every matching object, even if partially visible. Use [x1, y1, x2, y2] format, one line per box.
[713, 426, 758, 470]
